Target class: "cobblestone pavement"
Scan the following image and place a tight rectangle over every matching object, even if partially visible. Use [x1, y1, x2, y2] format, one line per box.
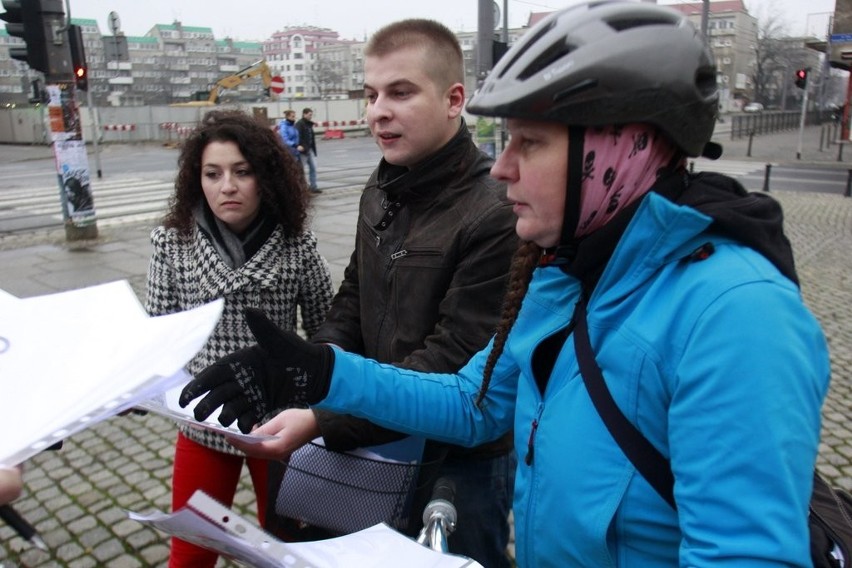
[1, 128, 852, 566]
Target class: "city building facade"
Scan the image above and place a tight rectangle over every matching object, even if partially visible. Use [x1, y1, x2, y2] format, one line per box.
[0, 14, 536, 108]
[668, 0, 759, 110]
[0, 4, 822, 111]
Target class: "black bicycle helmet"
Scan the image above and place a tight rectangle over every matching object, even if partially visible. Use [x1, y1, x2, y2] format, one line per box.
[468, 0, 719, 158]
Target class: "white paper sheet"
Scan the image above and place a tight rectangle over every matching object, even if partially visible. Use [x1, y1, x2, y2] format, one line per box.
[0, 281, 223, 466]
[128, 490, 482, 568]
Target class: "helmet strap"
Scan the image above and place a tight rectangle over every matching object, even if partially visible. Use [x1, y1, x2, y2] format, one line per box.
[554, 125, 585, 259]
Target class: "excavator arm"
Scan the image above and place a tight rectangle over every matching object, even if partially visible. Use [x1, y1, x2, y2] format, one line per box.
[171, 60, 272, 107]
[207, 60, 272, 104]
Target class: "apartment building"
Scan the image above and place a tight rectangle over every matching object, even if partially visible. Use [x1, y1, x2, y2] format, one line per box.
[668, 0, 759, 109]
[0, 18, 264, 107]
[0, 10, 546, 108]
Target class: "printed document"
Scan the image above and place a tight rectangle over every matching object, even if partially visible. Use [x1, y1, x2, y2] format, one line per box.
[0, 280, 223, 466]
[129, 489, 482, 567]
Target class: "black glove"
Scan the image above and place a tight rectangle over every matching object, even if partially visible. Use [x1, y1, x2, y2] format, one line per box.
[179, 308, 334, 433]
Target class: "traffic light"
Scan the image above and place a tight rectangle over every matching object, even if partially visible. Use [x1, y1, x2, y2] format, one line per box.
[795, 68, 808, 90]
[1, 0, 38, 69]
[68, 24, 87, 91]
[0, 0, 71, 78]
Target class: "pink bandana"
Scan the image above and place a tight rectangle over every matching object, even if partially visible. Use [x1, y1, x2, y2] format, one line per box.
[575, 124, 684, 237]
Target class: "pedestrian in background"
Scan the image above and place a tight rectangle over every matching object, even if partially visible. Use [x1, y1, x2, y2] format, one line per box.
[296, 108, 320, 193]
[277, 109, 300, 160]
[183, 2, 830, 566]
[146, 109, 334, 567]
[230, 18, 517, 568]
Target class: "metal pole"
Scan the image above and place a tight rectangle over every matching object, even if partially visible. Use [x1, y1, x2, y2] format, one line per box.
[821, 18, 832, 110]
[46, 82, 99, 241]
[796, 74, 809, 160]
[763, 164, 771, 192]
[843, 73, 852, 141]
[477, 0, 493, 85]
[86, 87, 102, 179]
[846, 170, 852, 197]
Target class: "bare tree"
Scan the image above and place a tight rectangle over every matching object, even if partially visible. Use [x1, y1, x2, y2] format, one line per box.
[307, 56, 344, 99]
[748, 1, 825, 111]
[751, 10, 801, 109]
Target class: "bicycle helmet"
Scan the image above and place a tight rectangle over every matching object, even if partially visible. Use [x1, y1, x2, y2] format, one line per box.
[469, 0, 719, 255]
[468, 0, 718, 158]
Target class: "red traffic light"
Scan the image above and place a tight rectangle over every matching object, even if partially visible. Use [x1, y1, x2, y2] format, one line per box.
[69, 24, 87, 90]
[794, 68, 808, 89]
[74, 65, 88, 91]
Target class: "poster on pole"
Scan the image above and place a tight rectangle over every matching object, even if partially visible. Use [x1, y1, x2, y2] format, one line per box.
[45, 84, 97, 229]
[46, 84, 82, 142]
[54, 140, 96, 226]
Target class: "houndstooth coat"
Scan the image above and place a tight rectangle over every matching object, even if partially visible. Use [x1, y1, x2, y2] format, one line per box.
[145, 224, 334, 454]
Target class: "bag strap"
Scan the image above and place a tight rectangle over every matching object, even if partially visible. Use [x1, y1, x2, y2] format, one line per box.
[573, 298, 677, 510]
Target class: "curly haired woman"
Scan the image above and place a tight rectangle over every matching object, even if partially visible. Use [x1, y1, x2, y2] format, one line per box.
[145, 109, 334, 567]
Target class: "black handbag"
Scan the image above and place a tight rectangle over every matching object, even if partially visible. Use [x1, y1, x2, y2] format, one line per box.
[572, 298, 852, 567]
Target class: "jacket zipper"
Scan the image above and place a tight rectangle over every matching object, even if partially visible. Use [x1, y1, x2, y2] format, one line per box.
[389, 248, 443, 261]
[525, 403, 544, 466]
[521, 402, 545, 565]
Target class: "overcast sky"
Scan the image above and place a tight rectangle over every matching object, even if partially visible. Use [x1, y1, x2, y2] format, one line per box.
[65, 0, 836, 42]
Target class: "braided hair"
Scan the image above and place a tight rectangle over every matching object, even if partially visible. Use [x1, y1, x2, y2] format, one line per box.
[476, 240, 542, 406]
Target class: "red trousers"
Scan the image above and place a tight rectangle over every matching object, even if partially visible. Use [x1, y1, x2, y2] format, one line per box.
[168, 432, 269, 568]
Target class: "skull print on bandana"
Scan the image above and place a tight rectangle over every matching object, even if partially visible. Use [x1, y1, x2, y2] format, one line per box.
[575, 124, 684, 237]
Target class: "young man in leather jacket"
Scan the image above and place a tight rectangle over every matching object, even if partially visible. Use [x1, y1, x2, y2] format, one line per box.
[235, 18, 517, 568]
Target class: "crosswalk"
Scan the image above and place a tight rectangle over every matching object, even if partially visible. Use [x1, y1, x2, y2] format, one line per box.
[0, 177, 173, 233]
[0, 158, 797, 236]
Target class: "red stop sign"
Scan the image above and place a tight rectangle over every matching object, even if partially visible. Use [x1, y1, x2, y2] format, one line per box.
[269, 76, 285, 94]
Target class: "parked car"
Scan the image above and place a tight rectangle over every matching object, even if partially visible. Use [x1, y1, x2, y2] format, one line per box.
[743, 102, 764, 113]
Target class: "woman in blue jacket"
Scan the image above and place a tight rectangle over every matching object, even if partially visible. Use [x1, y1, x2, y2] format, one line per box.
[181, 2, 830, 566]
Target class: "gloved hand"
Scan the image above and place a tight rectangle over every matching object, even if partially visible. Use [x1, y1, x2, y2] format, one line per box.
[179, 308, 334, 433]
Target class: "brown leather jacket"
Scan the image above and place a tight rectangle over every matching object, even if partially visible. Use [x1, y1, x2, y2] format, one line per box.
[311, 122, 517, 460]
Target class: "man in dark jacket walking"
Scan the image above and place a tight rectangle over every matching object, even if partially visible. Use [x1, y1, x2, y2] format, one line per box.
[295, 108, 320, 193]
[230, 19, 517, 568]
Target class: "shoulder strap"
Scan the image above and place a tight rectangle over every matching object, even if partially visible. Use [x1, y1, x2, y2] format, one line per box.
[573, 298, 677, 510]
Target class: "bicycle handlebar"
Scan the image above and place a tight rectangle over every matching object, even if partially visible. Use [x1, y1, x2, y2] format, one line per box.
[417, 477, 457, 553]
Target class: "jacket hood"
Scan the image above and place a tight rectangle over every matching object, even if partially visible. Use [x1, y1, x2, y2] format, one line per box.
[673, 172, 797, 286]
[568, 171, 798, 297]
[371, 119, 491, 201]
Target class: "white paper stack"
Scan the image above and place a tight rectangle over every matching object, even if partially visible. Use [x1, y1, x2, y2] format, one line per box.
[0, 280, 223, 467]
[129, 489, 483, 568]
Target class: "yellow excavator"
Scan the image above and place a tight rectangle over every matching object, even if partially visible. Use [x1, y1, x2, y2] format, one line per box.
[171, 59, 273, 107]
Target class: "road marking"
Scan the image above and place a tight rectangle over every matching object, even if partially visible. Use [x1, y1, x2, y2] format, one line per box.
[0, 178, 172, 231]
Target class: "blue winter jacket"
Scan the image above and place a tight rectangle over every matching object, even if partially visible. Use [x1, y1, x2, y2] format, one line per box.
[278, 119, 299, 157]
[318, 191, 830, 567]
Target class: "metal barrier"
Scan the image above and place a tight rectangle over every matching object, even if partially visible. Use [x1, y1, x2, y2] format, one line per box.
[101, 123, 139, 143]
[730, 110, 836, 140]
[159, 122, 195, 146]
